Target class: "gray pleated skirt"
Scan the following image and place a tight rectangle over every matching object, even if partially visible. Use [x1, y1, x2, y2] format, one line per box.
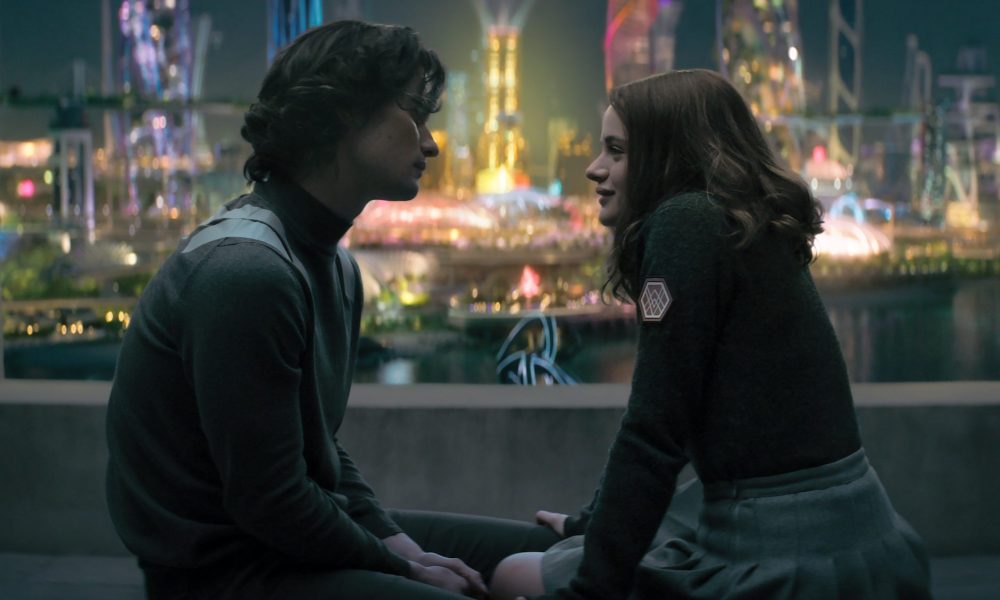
[541, 449, 931, 599]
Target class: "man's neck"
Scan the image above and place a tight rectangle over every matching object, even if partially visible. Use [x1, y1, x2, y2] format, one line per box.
[295, 172, 369, 222]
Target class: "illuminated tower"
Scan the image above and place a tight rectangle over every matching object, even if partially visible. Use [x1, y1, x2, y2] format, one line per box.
[901, 35, 934, 216]
[717, 0, 806, 167]
[267, 0, 323, 65]
[826, 0, 863, 167]
[937, 45, 999, 228]
[604, 0, 684, 91]
[50, 99, 95, 233]
[470, 0, 535, 194]
[445, 72, 476, 197]
[717, 0, 805, 117]
[118, 0, 196, 217]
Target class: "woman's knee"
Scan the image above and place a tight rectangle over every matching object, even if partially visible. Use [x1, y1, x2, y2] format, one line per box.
[489, 552, 544, 600]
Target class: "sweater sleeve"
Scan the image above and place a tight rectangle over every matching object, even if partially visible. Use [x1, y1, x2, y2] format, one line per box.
[178, 241, 409, 576]
[562, 475, 602, 537]
[330, 250, 403, 540]
[334, 438, 403, 539]
[548, 196, 727, 600]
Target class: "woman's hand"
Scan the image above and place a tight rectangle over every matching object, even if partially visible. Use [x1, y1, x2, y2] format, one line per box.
[535, 510, 569, 538]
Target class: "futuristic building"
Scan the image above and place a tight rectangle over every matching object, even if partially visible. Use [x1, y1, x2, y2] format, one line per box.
[470, 0, 536, 194]
[117, 0, 197, 217]
[604, 0, 684, 91]
[717, 0, 805, 117]
[938, 46, 999, 228]
[826, 0, 863, 168]
[717, 0, 807, 168]
[267, 0, 323, 65]
[50, 100, 95, 232]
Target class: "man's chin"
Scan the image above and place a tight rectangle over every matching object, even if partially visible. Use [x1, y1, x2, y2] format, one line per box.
[379, 184, 421, 201]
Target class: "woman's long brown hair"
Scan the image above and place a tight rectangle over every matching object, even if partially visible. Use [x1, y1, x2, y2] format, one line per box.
[603, 69, 823, 302]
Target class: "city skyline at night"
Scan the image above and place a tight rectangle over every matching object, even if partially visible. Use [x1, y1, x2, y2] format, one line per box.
[1, 0, 998, 160]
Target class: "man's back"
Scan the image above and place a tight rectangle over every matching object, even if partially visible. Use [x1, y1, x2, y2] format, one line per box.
[106, 184, 405, 573]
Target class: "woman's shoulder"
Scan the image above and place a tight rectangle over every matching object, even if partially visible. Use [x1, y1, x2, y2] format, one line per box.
[643, 192, 728, 237]
[654, 191, 723, 215]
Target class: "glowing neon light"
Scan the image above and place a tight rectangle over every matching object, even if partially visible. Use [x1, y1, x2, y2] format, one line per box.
[16, 179, 35, 198]
[518, 265, 541, 300]
[496, 315, 577, 385]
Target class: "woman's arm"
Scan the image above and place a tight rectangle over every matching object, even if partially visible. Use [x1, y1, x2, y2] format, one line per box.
[544, 196, 730, 600]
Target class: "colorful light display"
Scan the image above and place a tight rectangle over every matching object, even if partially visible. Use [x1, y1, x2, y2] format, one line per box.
[470, 1, 536, 193]
[118, 0, 196, 216]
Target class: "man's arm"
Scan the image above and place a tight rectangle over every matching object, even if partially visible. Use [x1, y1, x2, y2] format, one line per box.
[179, 243, 409, 575]
[333, 439, 403, 539]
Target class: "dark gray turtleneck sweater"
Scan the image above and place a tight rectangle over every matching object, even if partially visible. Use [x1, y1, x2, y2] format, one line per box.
[106, 175, 410, 576]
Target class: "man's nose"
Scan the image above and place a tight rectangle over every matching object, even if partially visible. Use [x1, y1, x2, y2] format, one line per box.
[420, 126, 439, 157]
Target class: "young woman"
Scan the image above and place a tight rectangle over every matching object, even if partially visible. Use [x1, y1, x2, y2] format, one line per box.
[489, 69, 931, 600]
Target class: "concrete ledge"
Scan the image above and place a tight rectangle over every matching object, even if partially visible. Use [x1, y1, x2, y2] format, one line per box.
[1, 380, 998, 556]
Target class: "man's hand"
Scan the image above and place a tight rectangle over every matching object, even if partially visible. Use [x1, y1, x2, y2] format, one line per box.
[385, 533, 488, 598]
[415, 552, 488, 597]
[535, 510, 569, 538]
[409, 562, 488, 599]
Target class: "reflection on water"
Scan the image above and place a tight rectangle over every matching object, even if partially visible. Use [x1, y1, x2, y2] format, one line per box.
[6, 279, 1000, 384]
[829, 278, 1000, 382]
[356, 278, 1000, 384]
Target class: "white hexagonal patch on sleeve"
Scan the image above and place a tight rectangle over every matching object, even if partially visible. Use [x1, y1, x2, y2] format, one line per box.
[639, 278, 672, 322]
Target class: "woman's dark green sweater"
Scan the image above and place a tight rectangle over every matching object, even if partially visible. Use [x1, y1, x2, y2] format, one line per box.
[553, 192, 861, 600]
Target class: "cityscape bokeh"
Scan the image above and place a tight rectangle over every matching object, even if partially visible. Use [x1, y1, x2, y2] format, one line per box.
[1, 0, 998, 384]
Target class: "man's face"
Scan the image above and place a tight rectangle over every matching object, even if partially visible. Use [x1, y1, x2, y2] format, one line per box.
[339, 79, 439, 202]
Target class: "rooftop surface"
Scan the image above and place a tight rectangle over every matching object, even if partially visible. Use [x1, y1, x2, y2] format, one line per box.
[0, 553, 998, 599]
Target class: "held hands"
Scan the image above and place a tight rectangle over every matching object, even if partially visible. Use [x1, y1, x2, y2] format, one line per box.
[535, 510, 569, 538]
[385, 533, 488, 598]
[409, 552, 488, 599]
[409, 560, 488, 599]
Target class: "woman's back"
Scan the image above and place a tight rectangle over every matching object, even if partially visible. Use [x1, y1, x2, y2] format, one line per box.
[641, 193, 864, 483]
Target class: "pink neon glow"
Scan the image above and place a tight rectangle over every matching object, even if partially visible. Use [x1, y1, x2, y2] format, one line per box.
[519, 265, 541, 299]
[604, 3, 633, 92]
[16, 179, 35, 198]
[812, 145, 827, 163]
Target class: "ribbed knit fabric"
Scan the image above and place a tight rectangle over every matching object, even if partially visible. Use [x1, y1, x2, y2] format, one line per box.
[106, 174, 410, 578]
[546, 192, 863, 600]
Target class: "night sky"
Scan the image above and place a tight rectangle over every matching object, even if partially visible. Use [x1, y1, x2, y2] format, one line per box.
[1, 0, 998, 158]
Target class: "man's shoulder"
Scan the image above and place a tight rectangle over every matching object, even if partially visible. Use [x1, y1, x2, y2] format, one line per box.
[162, 237, 305, 311]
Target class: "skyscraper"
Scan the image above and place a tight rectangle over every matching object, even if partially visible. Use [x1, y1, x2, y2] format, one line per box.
[604, 0, 684, 91]
[267, 0, 324, 65]
[469, 0, 535, 193]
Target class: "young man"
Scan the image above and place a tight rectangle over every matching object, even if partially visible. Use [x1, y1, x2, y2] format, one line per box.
[106, 21, 558, 599]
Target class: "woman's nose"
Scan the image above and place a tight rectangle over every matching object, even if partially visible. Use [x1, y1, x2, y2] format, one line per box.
[585, 159, 607, 182]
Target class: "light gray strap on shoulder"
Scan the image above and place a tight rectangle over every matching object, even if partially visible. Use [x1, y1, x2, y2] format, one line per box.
[181, 202, 309, 286]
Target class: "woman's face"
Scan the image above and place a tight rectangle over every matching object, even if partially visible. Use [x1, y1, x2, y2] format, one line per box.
[585, 106, 628, 228]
